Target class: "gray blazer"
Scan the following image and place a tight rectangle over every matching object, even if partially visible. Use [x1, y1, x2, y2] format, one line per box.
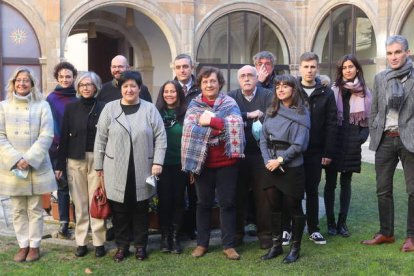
[369, 67, 414, 153]
[94, 100, 167, 203]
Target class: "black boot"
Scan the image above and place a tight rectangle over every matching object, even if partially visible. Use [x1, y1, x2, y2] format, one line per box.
[261, 212, 283, 260]
[58, 223, 69, 239]
[160, 229, 171, 253]
[337, 213, 350, 237]
[327, 216, 337, 236]
[283, 215, 305, 264]
[171, 224, 182, 254]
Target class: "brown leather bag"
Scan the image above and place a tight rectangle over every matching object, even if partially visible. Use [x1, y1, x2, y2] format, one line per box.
[90, 177, 111, 219]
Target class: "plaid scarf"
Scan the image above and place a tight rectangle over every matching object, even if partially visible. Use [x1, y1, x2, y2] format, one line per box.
[181, 93, 245, 174]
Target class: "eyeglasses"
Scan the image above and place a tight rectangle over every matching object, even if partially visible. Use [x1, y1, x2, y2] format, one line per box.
[15, 79, 31, 84]
[79, 83, 94, 89]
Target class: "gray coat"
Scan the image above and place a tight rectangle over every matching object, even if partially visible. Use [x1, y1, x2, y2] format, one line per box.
[94, 100, 167, 203]
[369, 67, 414, 153]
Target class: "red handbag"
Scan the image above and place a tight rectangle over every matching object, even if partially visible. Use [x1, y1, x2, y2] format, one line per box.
[90, 177, 111, 219]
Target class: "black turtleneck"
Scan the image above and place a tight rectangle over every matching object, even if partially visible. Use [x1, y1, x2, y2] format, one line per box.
[80, 97, 98, 152]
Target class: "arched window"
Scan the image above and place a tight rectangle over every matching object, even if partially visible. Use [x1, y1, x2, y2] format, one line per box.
[197, 11, 289, 91]
[0, 3, 41, 99]
[401, 5, 414, 58]
[313, 5, 376, 88]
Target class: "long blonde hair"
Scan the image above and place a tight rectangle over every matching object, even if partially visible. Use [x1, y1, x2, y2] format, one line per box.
[6, 67, 43, 101]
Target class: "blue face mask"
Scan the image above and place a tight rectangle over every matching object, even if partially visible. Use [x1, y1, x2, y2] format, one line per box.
[252, 120, 262, 141]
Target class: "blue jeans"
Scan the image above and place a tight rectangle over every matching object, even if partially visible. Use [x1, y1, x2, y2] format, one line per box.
[195, 164, 239, 249]
[375, 135, 414, 237]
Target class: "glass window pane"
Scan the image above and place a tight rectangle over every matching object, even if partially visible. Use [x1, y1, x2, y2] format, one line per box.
[229, 12, 259, 64]
[332, 6, 352, 62]
[401, 7, 414, 53]
[355, 9, 376, 60]
[1, 4, 40, 58]
[197, 16, 228, 64]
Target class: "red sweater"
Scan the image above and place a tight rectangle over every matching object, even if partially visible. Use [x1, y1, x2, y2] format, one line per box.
[202, 96, 238, 168]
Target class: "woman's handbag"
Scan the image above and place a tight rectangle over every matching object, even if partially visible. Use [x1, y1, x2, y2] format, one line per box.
[90, 177, 111, 219]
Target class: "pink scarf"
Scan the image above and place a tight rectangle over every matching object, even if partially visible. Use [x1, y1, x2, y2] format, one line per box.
[332, 77, 372, 127]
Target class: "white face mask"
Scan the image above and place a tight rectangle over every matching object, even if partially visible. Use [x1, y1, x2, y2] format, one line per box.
[251, 120, 262, 141]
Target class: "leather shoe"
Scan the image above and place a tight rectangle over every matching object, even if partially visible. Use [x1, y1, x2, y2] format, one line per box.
[26, 247, 40, 262]
[191, 246, 208, 258]
[113, 248, 129, 262]
[14, 247, 29, 262]
[75, 246, 88, 257]
[135, 247, 147, 260]
[95, 245, 106, 257]
[361, 233, 395, 245]
[223, 248, 240, 260]
[401, 237, 414, 252]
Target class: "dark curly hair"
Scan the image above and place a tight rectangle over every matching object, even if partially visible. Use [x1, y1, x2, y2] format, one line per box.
[53, 61, 78, 80]
[196, 66, 225, 91]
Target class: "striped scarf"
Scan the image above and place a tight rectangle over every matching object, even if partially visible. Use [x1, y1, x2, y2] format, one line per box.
[181, 93, 245, 174]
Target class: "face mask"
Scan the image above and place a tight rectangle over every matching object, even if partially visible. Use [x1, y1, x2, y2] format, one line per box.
[11, 169, 29, 179]
[251, 120, 262, 141]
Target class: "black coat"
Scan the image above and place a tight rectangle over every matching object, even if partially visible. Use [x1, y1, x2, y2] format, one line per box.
[329, 88, 369, 173]
[299, 78, 337, 159]
[56, 99, 105, 170]
[97, 80, 152, 103]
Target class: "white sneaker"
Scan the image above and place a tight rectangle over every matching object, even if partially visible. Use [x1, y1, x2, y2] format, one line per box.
[309, 232, 327, 245]
[282, 231, 291, 246]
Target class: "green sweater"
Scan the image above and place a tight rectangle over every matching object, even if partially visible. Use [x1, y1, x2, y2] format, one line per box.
[162, 109, 183, 165]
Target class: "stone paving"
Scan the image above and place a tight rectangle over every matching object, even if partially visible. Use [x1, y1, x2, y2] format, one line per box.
[0, 139, 401, 251]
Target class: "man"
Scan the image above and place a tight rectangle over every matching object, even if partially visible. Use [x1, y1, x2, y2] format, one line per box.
[173, 53, 200, 106]
[362, 35, 414, 252]
[97, 55, 152, 103]
[253, 51, 277, 91]
[285, 52, 337, 245]
[172, 54, 200, 239]
[228, 65, 273, 249]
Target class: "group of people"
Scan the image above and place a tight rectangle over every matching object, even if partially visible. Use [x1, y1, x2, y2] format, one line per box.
[0, 34, 413, 264]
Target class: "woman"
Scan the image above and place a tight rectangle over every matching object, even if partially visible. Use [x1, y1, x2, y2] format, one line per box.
[155, 80, 187, 254]
[0, 67, 56, 262]
[324, 54, 371, 237]
[259, 74, 310, 264]
[56, 71, 106, 257]
[94, 70, 166, 262]
[46, 61, 79, 238]
[182, 67, 245, 260]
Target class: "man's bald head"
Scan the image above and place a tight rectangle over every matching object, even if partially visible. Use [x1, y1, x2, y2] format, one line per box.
[111, 55, 130, 80]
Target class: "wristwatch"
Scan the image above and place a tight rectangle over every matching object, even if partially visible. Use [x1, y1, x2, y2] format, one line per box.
[277, 156, 284, 164]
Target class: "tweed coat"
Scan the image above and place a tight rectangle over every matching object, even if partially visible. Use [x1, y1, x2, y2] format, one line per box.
[94, 99, 167, 203]
[369, 66, 414, 153]
[0, 93, 56, 196]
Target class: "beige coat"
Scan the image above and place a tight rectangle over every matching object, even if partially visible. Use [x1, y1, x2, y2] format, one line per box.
[0, 93, 56, 196]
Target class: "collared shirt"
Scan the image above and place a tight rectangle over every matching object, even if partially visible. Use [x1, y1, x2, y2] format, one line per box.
[242, 87, 257, 102]
[179, 80, 192, 95]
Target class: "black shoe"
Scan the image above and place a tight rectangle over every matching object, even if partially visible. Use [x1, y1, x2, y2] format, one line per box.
[95, 246, 106, 257]
[171, 226, 182, 254]
[58, 223, 69, 239]
[283, 242, 300, 264]
[160, 233, 171, 253]
[327, 223, 337, 236]
[337, 213, 350, 237]
[261, 242, 283, 260]
[75, 246, 88, 257]
[113, 248, 129, 262]
[135, 247, 147, 260]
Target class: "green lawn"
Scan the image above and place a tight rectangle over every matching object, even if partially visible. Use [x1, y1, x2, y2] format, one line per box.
[0, 162, 412, 275]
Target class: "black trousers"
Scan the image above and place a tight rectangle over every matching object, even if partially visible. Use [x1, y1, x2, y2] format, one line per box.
[195, 164, 238, 249]
[324, 168, 352, 219]
[109, 199, 149, 249]
[375, 135, 414, 237]
[157, 164, 187, 231]
[235, 154, 271, 241]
